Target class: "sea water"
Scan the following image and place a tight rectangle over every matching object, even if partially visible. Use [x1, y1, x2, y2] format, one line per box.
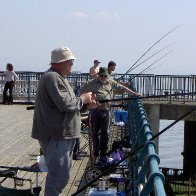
[159, 120, 184, 169]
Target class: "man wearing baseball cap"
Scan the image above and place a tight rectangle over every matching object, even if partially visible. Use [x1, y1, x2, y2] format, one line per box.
[80, 67, 142, 161]
[32, 47, 97, 196]
[89, 59, 101, 79]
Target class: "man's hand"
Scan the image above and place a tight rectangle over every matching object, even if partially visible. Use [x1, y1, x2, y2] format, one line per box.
[135, 92, 143, 97]
[80, 92, 93, 104]
[87, 93, 101, 109]
[87, 100, 100, 109]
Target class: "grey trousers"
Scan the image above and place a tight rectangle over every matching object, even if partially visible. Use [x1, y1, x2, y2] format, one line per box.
[39, 138, 76, 196]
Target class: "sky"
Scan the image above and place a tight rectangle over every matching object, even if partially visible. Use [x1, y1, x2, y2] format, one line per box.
[0, 0, 196, 75]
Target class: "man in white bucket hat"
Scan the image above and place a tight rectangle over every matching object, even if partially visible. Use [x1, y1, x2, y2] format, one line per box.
[32, 47, 97, 196]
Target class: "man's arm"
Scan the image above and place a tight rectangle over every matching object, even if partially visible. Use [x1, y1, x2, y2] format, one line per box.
[113, 80, 142, 96]
[124, 87, 142, 96]
[118, 81, 130, 87]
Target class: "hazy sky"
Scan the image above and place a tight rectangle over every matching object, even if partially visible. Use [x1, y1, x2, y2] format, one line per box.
[0, 0, 196, 75]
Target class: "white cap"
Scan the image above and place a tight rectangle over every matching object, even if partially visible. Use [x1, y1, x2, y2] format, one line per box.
[50, 47, 76, 64]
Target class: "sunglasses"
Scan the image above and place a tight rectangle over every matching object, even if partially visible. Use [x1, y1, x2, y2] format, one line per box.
[100, 75, 107, 78]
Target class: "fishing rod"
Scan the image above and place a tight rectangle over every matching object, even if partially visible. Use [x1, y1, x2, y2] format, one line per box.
[127, 42, 176, 73]
[138, 63, 164, 74]
[117, 25, 180, 82]
[71, 105, 196, 196]
[98, 92, 196, 103]
[103, 28, 178, 100]
[0, 165, 40, 172]
[26, 27, 180, 111]
[129, 50, 173, 81]
[102, 50, 173, 101]
[26, 106, 35, 110]
[26, 91, 195, 110]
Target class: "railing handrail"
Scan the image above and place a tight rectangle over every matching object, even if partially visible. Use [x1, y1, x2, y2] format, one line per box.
[0, 72, 195, 103]
[127, 82, 166, 195]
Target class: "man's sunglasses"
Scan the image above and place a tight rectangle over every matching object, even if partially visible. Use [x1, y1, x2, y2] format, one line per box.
[100, 75, 107, 78]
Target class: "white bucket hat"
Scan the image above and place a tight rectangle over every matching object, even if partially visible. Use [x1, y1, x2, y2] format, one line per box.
[50, 47, 76, 64]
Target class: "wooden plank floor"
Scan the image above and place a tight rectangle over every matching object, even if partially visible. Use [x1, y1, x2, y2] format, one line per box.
[0, 104, 92, 196]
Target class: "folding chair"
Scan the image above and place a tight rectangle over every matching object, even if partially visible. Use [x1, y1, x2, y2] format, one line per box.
[0, 167, 41, 196]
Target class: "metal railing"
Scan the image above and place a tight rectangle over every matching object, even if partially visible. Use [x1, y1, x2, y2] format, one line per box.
[127, 83, 166, 195]
[160, 167, 196, 195]
[0, 72, 195, 103]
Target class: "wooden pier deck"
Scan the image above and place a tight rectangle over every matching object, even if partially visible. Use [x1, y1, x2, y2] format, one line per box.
[0, 104, 92, 196]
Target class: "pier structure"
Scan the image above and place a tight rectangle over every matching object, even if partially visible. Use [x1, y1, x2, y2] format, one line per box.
[0, 72, 196, 194]
[144, 102, 196, 171]
[0, 72, 196, 171]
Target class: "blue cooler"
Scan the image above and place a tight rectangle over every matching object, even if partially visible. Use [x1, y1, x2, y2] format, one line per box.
[114, 110, 128, 124]
[88, 188, 117, 196]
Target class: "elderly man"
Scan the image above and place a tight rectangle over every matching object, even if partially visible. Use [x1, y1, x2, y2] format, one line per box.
[32, 47, 96, 196]
[80, 67, 142, 160]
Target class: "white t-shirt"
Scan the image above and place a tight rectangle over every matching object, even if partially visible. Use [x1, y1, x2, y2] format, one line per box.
[1, 71, 19, 82]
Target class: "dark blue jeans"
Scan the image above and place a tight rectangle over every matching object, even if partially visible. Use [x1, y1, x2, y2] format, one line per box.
[3, 81, 14, 104]
[90, 109, 110, 156]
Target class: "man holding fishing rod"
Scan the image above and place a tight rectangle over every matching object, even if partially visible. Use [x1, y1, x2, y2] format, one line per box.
[80, 67, 142, 161]
[31, 47, 98, 196]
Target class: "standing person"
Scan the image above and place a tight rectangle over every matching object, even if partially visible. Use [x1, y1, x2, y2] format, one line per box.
[107, 60, 116, 80]
[0, 63, 19, 104]
[89, 59, 101, 79]
[32, 47, 97, 196]
[80, 67, 142, 160]
[108, 60, 130, 87]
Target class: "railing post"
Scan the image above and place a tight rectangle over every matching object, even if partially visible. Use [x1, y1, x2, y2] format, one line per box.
[27, 73, 31, 102]
[169, 77, 172, 103]
[183, 77, 186, 103]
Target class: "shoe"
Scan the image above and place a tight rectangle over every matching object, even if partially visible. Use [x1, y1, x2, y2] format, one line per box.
[73, 153, 82, 160]
[96, 156, 112, 170]
[99, 156, 108, 163]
